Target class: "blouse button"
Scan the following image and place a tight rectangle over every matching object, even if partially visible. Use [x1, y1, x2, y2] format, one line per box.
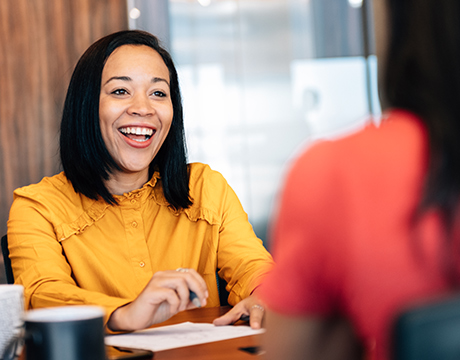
[139, 261, 145, 268]
[131, 221, 138, 228]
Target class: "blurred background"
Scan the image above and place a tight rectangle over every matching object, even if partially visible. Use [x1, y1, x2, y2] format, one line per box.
[0, 0, 379, 283]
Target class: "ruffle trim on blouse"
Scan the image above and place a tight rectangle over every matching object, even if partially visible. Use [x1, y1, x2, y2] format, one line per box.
[55, 168, 222, 240]
[150, 177, 222, 226]
[55, 201, 110, 242]
[182, 206, 220, 226]
[55, 177, 160, 242]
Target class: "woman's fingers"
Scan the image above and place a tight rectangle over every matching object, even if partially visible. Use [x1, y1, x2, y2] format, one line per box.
[248, 303, 265, 329]
[137, 286, 181, 319]
[171, 268, 208, 308]
[213, 295, 265, 329]
[146, 269, 208, 311]
[109, 268, 208, 331]
[212, 306, 243, 326]
[108, 286, 181, 331]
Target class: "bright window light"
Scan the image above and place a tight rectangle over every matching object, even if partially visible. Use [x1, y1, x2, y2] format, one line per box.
[348, 0, 363, 8]
[197, 0, 211, 7]
[129, 7, 141, 19]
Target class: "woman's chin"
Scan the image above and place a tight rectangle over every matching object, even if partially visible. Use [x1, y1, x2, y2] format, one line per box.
[115, 164, 151, 178]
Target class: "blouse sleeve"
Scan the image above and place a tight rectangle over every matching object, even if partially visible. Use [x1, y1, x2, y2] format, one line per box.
[204, 169, 274, 305]
[7, 192, 130, 327]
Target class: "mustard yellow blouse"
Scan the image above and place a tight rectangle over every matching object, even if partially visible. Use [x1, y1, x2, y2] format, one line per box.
[7, 163, 273, 322]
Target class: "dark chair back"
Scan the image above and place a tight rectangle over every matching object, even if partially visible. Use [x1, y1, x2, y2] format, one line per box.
[216, 271, 229, 306]
[1, 234, 14, 284]
[393, 295, 460, 360]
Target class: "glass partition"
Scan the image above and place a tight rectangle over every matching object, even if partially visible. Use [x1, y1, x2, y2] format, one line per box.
[128, 0, 380, 246]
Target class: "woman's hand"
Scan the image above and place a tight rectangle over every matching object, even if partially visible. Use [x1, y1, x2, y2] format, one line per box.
[108, 268, 208, 331]
[212, 294, 265, 329]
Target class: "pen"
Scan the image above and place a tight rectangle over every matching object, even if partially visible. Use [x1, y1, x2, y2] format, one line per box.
[189, 290, 201, 307]
[240, 314, 250, 322]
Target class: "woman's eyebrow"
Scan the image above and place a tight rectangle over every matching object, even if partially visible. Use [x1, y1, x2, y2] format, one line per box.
[104, 76, 170, 88]
[152, 77, 170, 88]
[104, 76, 131, 85]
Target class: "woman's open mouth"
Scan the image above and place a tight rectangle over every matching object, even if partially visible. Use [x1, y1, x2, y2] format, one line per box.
[119, 126, 155, 142]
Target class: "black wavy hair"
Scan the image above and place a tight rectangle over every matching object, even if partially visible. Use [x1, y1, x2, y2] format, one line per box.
[60, 30, 192, 209]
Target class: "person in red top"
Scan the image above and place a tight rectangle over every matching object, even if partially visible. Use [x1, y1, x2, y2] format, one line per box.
[260, 0, 460, 360]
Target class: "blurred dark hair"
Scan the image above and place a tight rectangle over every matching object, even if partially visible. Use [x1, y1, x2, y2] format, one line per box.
[383, 0, 460, 282]
[60, 30, 192, 209]
[383, 0, 460, 227]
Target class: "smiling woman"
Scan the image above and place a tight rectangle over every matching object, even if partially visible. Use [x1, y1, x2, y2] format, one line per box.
[58, 31, 190, 209]
[98, 45, 174, 195]
[7, 30, 273, 333]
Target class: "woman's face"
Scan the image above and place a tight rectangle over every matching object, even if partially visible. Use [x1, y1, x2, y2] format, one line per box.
[99, 44, 173, 178]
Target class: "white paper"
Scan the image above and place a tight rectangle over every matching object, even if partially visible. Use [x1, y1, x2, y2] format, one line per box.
[105, 322, 265, 352]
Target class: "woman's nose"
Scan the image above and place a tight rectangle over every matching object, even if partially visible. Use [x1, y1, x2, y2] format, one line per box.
[127, 94, 154, 116]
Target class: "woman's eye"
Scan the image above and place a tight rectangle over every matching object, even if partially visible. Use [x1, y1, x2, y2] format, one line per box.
[112, 89, 129, 95]
[153, 90, 167, 97]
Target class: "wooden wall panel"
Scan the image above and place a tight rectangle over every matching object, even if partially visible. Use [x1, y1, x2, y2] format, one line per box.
[0, 0, 128, 283]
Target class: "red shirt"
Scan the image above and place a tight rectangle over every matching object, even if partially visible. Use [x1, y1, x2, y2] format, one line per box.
[260, 110, 451, 360]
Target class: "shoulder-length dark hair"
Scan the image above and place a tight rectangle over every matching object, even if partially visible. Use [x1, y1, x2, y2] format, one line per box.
[383, 0, 460, 228]
[60, 30, 192, 209]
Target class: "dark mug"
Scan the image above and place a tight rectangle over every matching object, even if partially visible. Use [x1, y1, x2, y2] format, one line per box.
[24, 306, 106, 360]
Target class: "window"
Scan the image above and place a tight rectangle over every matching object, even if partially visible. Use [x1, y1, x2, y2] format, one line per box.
[129, 0, 380, 245]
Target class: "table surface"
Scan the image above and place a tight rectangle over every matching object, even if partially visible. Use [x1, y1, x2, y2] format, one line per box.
[140, 306, 262, 360]
[19, 306, 263, 360]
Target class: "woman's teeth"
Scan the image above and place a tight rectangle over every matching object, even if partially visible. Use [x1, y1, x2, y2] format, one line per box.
[120, 127, 154, 136]
[119, 127, 155, 142]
